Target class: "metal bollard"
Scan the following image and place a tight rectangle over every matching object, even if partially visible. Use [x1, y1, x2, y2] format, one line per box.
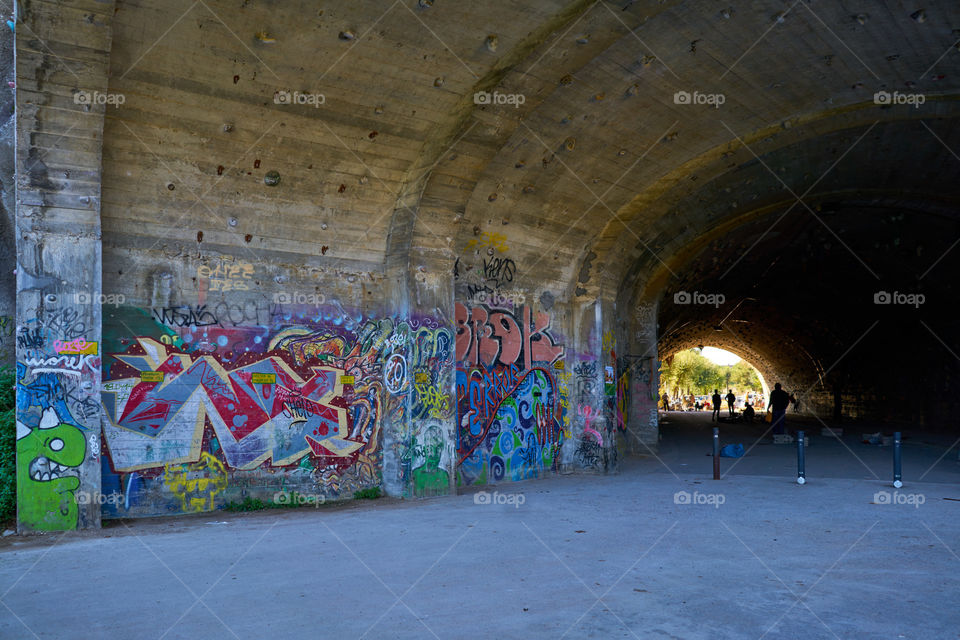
[893, 431, 902, 488]
[797, 430, 806, 485]
[713, 427, 720, 480]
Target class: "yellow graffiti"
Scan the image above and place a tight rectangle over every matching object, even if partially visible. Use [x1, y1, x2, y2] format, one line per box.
[466, 232, 510, 253]
[602, 331, 615, 354]
[163, 452, 228, 513]
[416, 383, 450, 419]
[616, 371, 629, 430]
[198, 256, 254, 292]
[557, 368, 572, 436]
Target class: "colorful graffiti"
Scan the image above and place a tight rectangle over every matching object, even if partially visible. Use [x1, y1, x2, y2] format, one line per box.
[99, 306, 455, 514]
[455, 303, 566, 486]
[102, 337, 359, 470]
[16, 304, 100, 531]
[361, 317, 454, 497]
[455, 303, 563, 370]
[16, 408, 86, 530]
[99, 307, 391, 515]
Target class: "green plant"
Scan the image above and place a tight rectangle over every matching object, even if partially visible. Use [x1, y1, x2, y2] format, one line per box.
[353, 487, 381, 500]
[224, 496, 266, 512]
[0, 367, 16, 523]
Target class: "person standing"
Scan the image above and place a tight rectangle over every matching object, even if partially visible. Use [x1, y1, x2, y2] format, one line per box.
[711, 389, 722, 422]
[725, 389, 736, 417]
[768, 383, 790, 435]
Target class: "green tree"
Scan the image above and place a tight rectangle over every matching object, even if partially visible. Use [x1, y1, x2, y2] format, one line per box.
[660, 349, 761, 398]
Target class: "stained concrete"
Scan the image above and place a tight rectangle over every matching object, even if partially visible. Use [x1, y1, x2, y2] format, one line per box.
[2, 425, 958, 640]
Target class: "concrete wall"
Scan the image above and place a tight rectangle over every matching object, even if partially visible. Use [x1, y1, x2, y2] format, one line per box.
[0, 15, 15, 364]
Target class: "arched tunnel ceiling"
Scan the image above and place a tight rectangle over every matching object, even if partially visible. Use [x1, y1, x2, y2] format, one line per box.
[657, 199, 958, 366]
[99, 0, 960, 301]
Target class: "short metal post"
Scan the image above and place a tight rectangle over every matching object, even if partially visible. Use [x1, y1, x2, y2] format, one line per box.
[713, 427, 720, 480]
[893, 431, 902, 488]
[797, 430, 806, 484]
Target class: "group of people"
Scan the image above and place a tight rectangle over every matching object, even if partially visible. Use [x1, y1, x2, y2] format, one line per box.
[708, 384, 793, 434]
[662, 385, 798, 435]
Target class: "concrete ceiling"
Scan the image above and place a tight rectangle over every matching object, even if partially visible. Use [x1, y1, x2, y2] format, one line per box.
[93, 0, 960, 420]
[100, 0, 960, 286]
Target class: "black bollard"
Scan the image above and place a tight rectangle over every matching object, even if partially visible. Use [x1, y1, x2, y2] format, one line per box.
[713, 427, 720, 480]
[797, 430, 806, 485]
[893, 431, 902, 488]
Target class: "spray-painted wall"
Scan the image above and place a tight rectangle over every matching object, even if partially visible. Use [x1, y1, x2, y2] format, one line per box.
[99, 299, 454, 516]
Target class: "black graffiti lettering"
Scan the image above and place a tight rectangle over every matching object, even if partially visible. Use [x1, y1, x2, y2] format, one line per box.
[482, 257, 516, 288]
[152, 305, 220, 328]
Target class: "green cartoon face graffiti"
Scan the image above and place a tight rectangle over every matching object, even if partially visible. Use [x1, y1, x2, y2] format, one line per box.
[16, 409, 87, 531]
[412, 425, 449, 496]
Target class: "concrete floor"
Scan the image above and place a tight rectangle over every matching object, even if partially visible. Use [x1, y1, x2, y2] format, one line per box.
[2, 413, 959, 640]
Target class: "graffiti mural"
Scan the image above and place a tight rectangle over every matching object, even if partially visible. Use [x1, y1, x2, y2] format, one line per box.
[455, 303, 566, 486]
[360, 317, 454, 497]
[99, 305, 454, 515]
[15, 303, 101, 531]
[16, 408, 86, 530]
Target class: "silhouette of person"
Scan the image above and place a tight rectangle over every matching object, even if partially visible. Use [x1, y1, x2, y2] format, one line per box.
[661, 392, 670, 412]
[743, 402, 755, 423]
[768, 383, 790, 435]
[725, 389, 736, 417]
[711, 389, 721, 422]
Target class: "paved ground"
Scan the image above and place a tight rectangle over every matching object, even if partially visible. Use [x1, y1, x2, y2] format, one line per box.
[2, 412, 958, 639]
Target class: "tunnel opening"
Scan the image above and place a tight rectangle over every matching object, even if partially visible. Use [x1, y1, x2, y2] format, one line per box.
[651, 200, 960, 432]
[658, 347, 768, 413]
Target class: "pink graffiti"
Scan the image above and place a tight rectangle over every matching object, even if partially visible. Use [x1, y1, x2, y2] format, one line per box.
[455, 303, 563, 369]
[580, 405, 603, 446]
[53, 339, 92, 353]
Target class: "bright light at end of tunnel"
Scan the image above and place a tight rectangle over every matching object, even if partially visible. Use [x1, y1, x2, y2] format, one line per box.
[700, 347, 741, 366]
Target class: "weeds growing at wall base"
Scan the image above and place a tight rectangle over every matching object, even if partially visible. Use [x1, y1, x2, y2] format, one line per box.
[0, 368, 15, 523]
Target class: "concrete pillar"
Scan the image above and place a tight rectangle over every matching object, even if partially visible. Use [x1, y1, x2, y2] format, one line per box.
[382, 207, 457, 498]
[570, 298, 617, 472]
[623, 297, 660, 455]
[14, 0, 116, 531]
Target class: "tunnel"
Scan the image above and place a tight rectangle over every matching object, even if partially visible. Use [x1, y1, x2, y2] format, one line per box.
[5, 0, 960, 534]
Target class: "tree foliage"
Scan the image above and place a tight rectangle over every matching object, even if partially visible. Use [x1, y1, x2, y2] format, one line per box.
[660, 349, 761, 397]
